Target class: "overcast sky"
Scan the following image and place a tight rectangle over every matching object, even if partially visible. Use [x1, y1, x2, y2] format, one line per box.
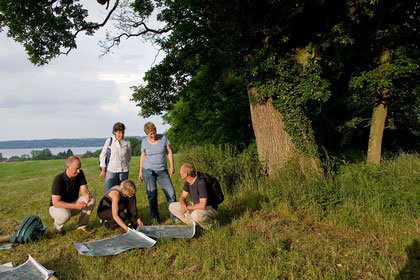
[0, 2, 169, 141]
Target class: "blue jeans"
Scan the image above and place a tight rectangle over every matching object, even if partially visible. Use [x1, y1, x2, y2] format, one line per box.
[143, 168, 177, 221]
[105, 171, 129, 193]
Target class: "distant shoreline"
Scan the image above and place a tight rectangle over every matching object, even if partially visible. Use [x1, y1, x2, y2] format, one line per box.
[0, 136, 144, 149]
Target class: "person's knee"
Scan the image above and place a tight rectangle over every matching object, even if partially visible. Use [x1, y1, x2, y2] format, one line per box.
[146, 190, 158, 198]
[54, 211, 71, 224]
[169, 202, 180, 212]
[190, 211, 204, 221]
[193, 210, 213, 221]
[88, 196, 96, 206]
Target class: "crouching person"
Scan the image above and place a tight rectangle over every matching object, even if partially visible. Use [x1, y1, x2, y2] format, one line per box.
[49, 156, 96, 235]
[169, 163, 218, 230]
[97, 180, 143, 231]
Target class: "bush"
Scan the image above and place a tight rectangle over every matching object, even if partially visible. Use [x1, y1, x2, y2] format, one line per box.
[177, 143, 263, 194]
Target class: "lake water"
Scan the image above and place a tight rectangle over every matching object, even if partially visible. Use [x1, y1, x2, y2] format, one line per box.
[0, 146, 102, 158]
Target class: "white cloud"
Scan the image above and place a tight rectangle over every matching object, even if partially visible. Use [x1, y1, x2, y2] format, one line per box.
[0, 7, 169, 141]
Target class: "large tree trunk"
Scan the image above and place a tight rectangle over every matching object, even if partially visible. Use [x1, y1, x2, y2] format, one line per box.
[247, 85, 318, 175]
[367, 100, 388, 165]
[366, 50, 391, 165]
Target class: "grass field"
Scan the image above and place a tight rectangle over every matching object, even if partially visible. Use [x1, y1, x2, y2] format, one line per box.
[0, 153, 419, 279]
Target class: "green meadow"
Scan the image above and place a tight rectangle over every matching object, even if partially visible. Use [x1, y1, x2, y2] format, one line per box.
[0, 148, 419, 279]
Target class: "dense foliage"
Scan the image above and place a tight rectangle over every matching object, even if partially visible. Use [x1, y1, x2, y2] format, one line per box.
[0, 0, 100, 65]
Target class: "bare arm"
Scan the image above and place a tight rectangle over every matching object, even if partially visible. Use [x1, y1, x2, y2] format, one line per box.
[52, 195, 86, 210]
[109, 191, 128, 231]
[187, 198, 207, 211]
[80, 184, 92, 203]
[179, 191, 189, 215]
[166, 145, 174, 176]
[138, 152, 146, 181]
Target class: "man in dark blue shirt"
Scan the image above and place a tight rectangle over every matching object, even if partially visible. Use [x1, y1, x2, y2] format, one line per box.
[169, 163, 217, 229]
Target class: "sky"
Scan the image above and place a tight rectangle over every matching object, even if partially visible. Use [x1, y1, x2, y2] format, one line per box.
[0, 2, 169, 141]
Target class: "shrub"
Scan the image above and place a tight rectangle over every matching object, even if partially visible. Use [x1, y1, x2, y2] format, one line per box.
[177, 143, 263, 193]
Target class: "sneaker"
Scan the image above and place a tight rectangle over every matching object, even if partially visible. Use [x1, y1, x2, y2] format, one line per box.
[76, 227, 96, 235]
[173, 218, 182, 224]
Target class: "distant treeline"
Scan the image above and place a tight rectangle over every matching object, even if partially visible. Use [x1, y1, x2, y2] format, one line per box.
[0, 137, 144, 149]
[0, 137, 143, 161]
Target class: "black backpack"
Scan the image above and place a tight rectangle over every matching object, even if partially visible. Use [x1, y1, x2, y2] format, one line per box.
[99, 137, 112, 171]
[197, 171, 224, 205]
[10, 216, 47, 244]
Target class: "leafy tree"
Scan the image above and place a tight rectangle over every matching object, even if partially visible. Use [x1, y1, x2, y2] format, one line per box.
[20, 154, 30, 161]
[67, 149, 74, 157]
[161, 58, 253, 151]
[317, 0, 420, 163]
[0, 0, 119, 65]
[56, 149, 74, 159]
[8, 155, 20, 161]
[31, 149, 53, 160]
[128, 0, 345, 174]
[0, 153, 3, 161]
[82, 149, 101, 158]
[126, 137, 142, 156]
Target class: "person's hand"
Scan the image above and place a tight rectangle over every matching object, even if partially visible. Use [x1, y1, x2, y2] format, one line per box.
[100, 168, 106, 178]
[137, 218, 143, 227]
[181, 203, 188, 216]
[169, 166, 174, 176]
[75, 201, 87, 210]
[139, 172, 143, 182]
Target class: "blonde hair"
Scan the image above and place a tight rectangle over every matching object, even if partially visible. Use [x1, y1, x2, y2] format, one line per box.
[144, 122, 157, 134]
[120, 180, 136, 197]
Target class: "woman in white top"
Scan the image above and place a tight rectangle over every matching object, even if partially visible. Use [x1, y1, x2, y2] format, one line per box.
[99, 122, 132, 193]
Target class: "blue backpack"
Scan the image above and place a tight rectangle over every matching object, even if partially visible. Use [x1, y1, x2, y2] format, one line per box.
[10, 216, 47, 244]
[99, 137, 112, 171]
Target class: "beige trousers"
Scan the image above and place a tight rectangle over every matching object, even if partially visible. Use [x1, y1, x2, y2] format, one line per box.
[169, 202, 217, 229]
[49, 195, 96, 232]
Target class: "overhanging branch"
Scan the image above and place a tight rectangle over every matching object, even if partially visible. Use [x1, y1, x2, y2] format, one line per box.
[61, 0, 120, 55]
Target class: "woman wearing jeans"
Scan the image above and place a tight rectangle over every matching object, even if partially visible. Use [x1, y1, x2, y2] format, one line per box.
[139, 122, 179, 223]
[100, 122, 132, 193]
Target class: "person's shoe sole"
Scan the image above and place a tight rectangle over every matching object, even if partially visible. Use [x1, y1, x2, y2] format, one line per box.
[76, 228, 95, 235]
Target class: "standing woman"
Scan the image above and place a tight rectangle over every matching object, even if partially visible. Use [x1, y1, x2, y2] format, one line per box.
[100, 122, 132, 193]
[139, 122, 178, 223]
[97, 180, 143, 231]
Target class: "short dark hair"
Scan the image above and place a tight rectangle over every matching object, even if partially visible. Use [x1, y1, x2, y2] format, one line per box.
[113, 122, 125, 132]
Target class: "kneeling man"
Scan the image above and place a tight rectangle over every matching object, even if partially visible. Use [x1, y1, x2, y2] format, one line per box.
[49, 156, 95, 234]
[169, 163, 218, 229]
